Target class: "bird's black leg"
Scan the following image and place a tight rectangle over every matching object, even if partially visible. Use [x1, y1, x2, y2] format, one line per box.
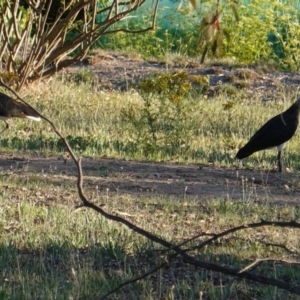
[0, 121, 9, 135]
[277, 151, 282, 173]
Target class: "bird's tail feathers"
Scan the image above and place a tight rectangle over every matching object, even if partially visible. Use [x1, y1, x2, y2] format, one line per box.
[25, 115, 41, 121]
[19, 102, 41, 121]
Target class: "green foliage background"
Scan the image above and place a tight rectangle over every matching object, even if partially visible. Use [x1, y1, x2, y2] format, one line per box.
[98, 0, 300, 69]
[224, 0, 300, 69]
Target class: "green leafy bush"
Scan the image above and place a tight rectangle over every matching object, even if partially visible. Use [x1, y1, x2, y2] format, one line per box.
[97, 7, 199, 58]
[271, 6, 300, 70]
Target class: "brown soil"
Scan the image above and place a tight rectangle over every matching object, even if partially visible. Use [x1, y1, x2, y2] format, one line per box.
[8, 52, 300, 205]
[2, 154, 300, 205]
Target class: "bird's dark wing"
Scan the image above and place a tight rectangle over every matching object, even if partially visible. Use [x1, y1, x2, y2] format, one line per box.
[0, 93, 15, 117]
[236, 114, 297, 159]
[16, 101, 41, 120]
[0, 92, 40, 119]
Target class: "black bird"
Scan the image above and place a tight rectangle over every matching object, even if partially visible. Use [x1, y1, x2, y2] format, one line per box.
[236, 97, 300, 172]
[0, 92, 41, 134]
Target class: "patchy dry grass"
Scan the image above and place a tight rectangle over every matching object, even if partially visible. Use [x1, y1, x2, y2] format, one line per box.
[0, 69, 300, 298]
[1, 75, 300, 171]
[0, 171, 300, 299]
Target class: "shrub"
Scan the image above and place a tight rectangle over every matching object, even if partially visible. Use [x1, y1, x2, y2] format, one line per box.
[120, 71, 209, 158]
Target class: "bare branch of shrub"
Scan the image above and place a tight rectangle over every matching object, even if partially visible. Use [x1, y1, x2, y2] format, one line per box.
[189, 219, 300, 252]
[204, 235, 300, 256]
[99, 258, 173, 300]
[181, 254, 300, 294]
[263, 242, 300, 255]
[0, 0, 159, 90]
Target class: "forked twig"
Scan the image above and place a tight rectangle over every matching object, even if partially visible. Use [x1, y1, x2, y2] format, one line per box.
[263, 241, 300, 255]
[99, 257, 174, 300]
[238, 258, 300, 274]
[187, 219, 300, 253]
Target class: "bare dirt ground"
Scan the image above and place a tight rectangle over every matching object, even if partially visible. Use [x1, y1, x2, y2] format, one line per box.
[2, 152, 300, 206]
[6, 52, 300, 205]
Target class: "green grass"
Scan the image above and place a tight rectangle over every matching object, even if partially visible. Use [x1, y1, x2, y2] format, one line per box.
[0, 71, 300, 298]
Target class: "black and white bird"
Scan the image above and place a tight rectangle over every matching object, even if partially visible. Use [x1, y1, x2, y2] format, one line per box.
[236, 97, 300, 172]
[0, 92, 41, 134]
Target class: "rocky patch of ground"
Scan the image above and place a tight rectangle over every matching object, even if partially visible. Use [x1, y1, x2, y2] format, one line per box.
[73, 51, 300, 101]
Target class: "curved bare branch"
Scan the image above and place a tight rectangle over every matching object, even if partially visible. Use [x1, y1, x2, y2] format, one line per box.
[0, 0, 159, 90]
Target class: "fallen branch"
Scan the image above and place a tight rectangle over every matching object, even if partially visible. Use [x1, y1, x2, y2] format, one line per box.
[263, 241, 300, 255]
[99, 258, 173, 300]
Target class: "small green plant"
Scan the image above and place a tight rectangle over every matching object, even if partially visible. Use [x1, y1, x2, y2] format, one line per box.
[69, 68, 97, 85]
[0, 71, 19, 86]
[217, 83, 239, 96]
[121, 71, 209, 158]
